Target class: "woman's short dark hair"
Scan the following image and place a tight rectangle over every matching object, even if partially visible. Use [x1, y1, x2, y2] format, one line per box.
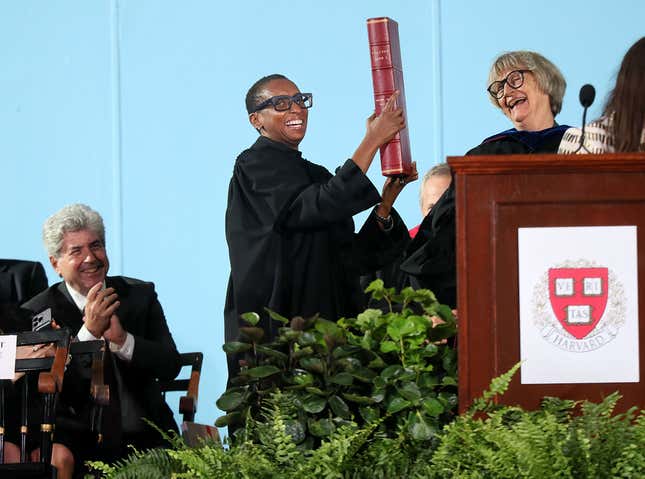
[245, 74, 290, 114]
[487, 51, 566, 117]
[603, 37, 645, 152]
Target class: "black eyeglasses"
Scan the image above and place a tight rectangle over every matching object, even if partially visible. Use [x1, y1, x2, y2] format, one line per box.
[487, 70, 530, 99]
[252, 93, 313, 113]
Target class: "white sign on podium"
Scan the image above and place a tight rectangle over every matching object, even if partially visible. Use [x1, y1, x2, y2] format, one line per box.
[518, 226, 639, 384]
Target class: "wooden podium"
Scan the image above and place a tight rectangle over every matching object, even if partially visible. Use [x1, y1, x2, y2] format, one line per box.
[448, 153, 645, 413]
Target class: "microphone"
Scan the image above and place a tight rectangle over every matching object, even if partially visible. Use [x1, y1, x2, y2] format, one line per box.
[575, 84, 595, 153]
[579, 84, 595, 108]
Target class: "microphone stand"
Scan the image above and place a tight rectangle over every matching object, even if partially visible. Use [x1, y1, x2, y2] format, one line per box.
[574, 84, 595, 154]
[574, 105, 590, 154]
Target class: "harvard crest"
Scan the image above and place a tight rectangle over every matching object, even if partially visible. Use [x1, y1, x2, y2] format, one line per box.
[532, 260, 625, 352]
[548, 267, 608, 339]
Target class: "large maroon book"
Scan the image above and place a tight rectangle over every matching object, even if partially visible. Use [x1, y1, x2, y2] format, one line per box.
[367, 17, 412, 177]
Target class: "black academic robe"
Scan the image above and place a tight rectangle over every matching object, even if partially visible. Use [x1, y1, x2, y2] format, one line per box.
[225, 137, 408, 349]
[466, 125, 570, 156]
[0, 259, 48, 305]
[0, 261, 48, 452]
[398, 125, 571, 308]
[0, 259, 48, 331]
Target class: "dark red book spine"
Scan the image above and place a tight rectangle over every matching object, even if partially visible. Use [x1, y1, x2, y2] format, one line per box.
[367, 17, 412, 177]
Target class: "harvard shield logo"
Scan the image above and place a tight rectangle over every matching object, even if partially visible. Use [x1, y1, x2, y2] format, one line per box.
[548, 267, 608, 340]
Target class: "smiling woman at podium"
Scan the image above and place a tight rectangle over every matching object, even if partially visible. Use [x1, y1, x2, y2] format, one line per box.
[399, 51, 571, 308]
[469, 50, 571, 155]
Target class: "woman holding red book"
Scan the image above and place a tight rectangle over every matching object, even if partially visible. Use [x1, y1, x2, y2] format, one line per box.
[224, 74, 416, 378]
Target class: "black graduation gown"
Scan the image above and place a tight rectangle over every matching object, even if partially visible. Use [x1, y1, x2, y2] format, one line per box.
[225, 137, 408, 348]
[398, 125, 571, 308]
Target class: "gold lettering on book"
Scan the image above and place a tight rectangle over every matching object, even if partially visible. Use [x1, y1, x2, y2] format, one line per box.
[371, 46, 391, 63]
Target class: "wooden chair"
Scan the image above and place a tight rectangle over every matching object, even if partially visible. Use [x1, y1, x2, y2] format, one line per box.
[67, 340, 111, 446]
[0, 328, 71, 478]
[159, 352, 203, 422]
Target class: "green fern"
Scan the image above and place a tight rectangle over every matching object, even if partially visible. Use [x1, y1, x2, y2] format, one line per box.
[88, 396, 644, 479]
[88, 352, 644, 478]
[469, 361, 521, 415]
[430, 387, 645, 479]
[86, 447, 180, 479]
[168, 440, 276, 479]
[298, 421, 378, 478]
[257, 392, 302, 468]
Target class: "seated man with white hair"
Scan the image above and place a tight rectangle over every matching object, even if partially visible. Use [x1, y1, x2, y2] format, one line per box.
[21, 203, 181, 474]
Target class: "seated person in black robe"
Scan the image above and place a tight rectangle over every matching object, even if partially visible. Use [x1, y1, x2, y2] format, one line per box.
[361, 163, 452, 305]
[0, 260, 54, 466]
[408, 163, 452, 239]
[399, 51, 572, 308]
[0, 305, 74, 477]
[0, 259, 48, 308]
[0, 259, 48, 334]
[225, 74, 417, 376]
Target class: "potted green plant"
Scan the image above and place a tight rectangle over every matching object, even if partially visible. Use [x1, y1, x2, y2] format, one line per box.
[216, 280, 458, 445]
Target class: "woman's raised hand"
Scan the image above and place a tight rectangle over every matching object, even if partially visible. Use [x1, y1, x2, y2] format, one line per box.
[380, 161, 418, 210]
[351, 91, 406, 174]
[372, 161, 418, 226]
[365, 91, 406, 148]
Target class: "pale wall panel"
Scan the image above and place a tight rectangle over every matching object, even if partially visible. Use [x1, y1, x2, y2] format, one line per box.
[0, 1, 116, 261]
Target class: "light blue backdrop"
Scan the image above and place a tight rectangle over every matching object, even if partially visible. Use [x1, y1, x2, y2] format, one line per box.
[2, 0, 643, 431]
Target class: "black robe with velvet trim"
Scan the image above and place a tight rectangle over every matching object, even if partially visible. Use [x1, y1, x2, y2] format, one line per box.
[225, 137, 408, 355]
[466, 124, 570, 155]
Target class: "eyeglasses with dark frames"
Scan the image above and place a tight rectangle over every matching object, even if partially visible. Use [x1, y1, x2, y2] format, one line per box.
[487, 70, 530, 99]
[252, 93, 313, 113]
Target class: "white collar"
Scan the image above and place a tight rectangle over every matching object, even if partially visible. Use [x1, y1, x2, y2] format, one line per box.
[65, 280, 106, 312]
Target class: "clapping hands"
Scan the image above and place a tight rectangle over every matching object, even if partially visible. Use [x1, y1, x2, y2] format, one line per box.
[83, 282, 120, 338]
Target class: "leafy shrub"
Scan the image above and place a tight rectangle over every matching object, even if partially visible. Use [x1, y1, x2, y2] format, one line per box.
[216, 280, 458, 445]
